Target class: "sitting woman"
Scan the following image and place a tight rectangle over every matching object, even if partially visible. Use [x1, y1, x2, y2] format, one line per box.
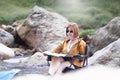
[44, 22, 86, 75]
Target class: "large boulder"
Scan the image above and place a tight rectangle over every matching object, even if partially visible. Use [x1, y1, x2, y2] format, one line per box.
[89, 17, 120, 55]
[17, 6, 69, 51]
[89, 38, 120, 68]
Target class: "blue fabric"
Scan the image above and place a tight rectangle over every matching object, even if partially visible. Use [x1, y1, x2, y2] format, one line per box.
[0, 69, 20, 80]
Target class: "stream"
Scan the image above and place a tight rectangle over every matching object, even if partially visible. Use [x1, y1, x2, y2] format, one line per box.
[0, 55, 49, 76]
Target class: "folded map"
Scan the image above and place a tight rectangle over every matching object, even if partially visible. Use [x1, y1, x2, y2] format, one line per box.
[43, 51, 67, 57]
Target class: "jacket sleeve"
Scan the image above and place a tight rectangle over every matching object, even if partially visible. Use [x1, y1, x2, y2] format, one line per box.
[79, 39, 86, 55]
[51, 41, 65, 53]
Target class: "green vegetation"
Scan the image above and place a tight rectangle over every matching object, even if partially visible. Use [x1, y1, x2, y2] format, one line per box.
[49, 0, 120, 29]
[79, 29, 96, 38]
[0, 0, 35, 24]
[0, 0, 120, 30]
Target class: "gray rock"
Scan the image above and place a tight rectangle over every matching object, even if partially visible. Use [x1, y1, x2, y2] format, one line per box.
[89, 38, 120, 68]
[0, 43, 15, 60]
[89, 17, 120, 55]
[0, 29, 14, 46]
[17, 6, 69, 51]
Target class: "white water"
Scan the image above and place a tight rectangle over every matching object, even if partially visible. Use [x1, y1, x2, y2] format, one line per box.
[3, 57, 28, 63]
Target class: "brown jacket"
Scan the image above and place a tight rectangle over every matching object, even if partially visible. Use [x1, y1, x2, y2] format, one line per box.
[52, 39, 86, 67]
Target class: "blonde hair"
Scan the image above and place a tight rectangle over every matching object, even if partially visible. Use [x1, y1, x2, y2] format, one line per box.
[66, 23, 80, 38]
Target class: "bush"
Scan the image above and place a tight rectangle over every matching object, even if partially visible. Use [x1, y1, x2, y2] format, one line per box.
[0, 13, 28, 24]
[85, 7, 102, 16]
[79, 29, 96, 38]
[0, 16, 14, 24]
[94, 13, 113, 27]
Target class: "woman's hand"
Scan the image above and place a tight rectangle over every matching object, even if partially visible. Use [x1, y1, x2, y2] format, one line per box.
[43, 53, 47, 56]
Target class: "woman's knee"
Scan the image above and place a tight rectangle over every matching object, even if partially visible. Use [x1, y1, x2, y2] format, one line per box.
[61, 61, 71, 67]
[52, 57, 64, 62]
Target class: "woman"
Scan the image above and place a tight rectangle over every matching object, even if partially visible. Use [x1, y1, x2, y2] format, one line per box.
[45, 23, 86, 75]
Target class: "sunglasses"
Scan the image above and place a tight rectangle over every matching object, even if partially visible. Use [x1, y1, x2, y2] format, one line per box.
[66, 30, 73, 33]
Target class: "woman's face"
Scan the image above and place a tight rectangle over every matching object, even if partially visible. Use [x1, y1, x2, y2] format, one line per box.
[66, 27, 74, 40]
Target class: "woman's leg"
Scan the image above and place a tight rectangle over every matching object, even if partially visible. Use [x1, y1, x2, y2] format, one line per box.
[48, 57, 64, 75]
[55, 61, 71, 75]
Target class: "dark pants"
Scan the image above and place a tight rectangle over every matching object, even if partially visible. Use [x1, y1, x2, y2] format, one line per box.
[63, 65, 81, 73]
